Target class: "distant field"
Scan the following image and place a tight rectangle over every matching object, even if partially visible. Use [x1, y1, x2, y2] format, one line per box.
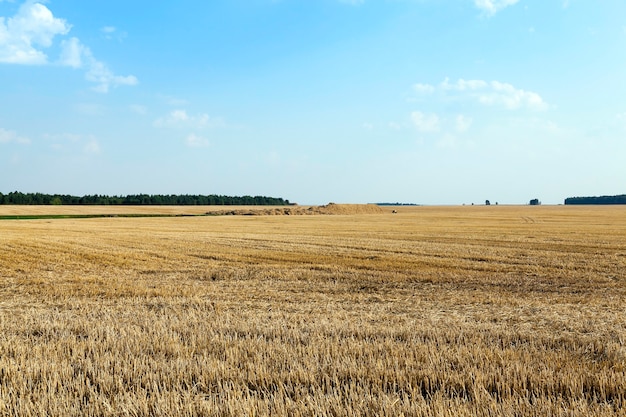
[0, 205, 624, 416]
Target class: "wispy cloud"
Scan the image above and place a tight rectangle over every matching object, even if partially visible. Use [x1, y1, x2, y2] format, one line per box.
[153, 110, 224, 129]
[58, 37, 84, 68]
[59, 36, 137, 93]
[0, 127, 30, 144]
[415, 78, 547, 111]
[43, 132, 101, 155]
[478, 81, 546, 110]
[154, 109, 224, 148]
[455, 115, 473, 132]
[83, 53, 138, 93]
[83, 137, 101, 154]
[408, 112, 473, 135]
[100, 25, 127, 42]
[440, 78, 488, 91]
[411, 111, 440, 132]
[474, 0, 520, 16]
[0, 2, 137, 92]
[413, 83, 435, 94]
[185, 133, 210, 148]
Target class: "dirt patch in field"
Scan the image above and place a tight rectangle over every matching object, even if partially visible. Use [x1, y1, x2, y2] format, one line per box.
[211, 203, 386, 216]
[311, 203, 385, 215]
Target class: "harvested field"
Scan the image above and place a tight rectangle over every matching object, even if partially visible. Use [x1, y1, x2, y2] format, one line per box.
[0, 205, 625, 416]
[0, 203, 386, 218]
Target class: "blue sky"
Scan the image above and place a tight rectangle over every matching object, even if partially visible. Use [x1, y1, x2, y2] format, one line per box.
[1, 0, 624, 205]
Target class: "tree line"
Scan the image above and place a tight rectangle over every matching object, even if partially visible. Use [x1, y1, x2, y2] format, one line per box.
[564, 194, 626, 205]
[0, 191, 292, 206]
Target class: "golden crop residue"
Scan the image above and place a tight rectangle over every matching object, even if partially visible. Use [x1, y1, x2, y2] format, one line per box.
[0, 205, 624, 416]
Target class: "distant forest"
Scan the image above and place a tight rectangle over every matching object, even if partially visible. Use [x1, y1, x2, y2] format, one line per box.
[564, 194, 626, 205]
[0, 191, 292, 206]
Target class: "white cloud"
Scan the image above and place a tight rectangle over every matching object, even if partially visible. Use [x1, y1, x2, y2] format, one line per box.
[172, 110, 191, 122]
[0, 127, 30, 144]
[417, 78, 547, 111]
[474, 0, 520, 16]
[59, 37, 85, 68]
[154, 110, 223, 129]
[413, 83, 435, 94]
[0, 2, 70, 64]
[441, 78, 488, 91]
[0, 2, 137, 93]
[411, 111, 440, 132]
[478, 81, 546, 110]
[85, 56, 138, 93]
[100, 25, 126, 42]
[185, 133, 209, 148]
[406, 113, 472, 136]
[455, 115, 473, 132]
[60, 37, 137, 92]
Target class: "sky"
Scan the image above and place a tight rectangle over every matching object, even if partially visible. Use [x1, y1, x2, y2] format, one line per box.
[1, 0, 625, 205]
